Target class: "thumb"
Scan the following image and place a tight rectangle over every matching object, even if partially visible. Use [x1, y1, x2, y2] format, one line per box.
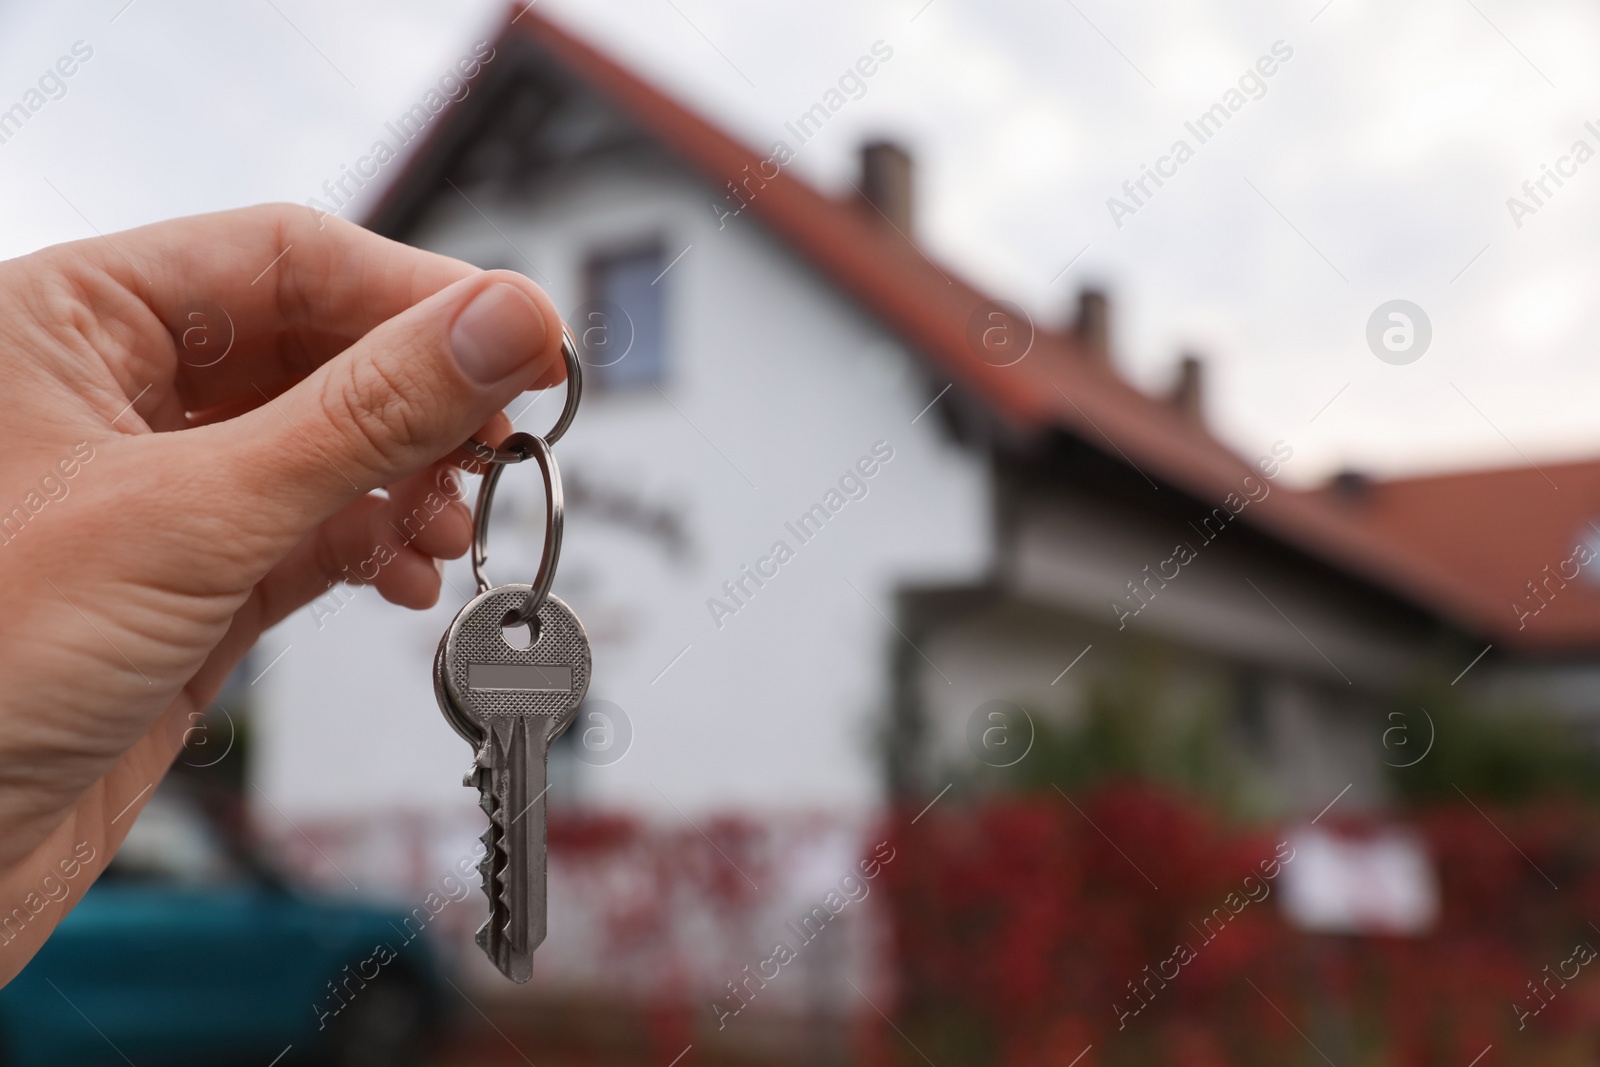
[225, 269, 561, 540]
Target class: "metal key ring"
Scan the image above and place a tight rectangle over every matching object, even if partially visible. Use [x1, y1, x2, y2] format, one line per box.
[462, 328, 583, 464]
[470, 431, 562, 627]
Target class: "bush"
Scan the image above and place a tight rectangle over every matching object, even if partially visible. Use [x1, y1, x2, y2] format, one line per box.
[867, 783, 1600, 1066]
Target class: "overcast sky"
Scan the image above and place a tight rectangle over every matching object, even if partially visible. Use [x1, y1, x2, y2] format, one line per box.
[1, 0, 1596, 485]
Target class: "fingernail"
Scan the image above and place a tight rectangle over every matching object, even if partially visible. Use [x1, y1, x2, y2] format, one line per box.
[450, 282, 548, 385]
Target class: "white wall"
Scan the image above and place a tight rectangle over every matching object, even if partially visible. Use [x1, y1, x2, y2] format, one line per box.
[255, 152, 991, 821]
[1008, 489, 1427, 689]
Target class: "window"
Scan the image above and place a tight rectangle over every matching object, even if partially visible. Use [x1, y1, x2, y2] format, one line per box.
[579, 243, 667, 389]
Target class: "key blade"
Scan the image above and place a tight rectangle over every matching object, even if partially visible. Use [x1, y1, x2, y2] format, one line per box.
[474, 716, 552, 983]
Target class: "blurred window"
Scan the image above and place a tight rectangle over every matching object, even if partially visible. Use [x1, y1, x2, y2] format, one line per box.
[582, 243, 667, 389]
[1583, 525, 1600, 584]
[105, 789, 243, 886]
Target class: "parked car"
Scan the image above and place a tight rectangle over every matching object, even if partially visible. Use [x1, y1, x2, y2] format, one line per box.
[0, 783, 442, 1066]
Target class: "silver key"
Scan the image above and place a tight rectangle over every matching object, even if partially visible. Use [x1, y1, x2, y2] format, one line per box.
[433, 337, 588, 981]
[436, 584, 591, 982]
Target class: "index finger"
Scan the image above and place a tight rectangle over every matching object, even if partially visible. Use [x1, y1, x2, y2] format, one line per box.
[75, 203, 561, 412]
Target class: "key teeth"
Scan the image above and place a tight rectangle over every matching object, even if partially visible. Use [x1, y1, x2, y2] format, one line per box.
[479, 734, 520, 950]
[487, 790, 514, 923]
[471, 749, 508, 964]
[471, 757, 523, 980]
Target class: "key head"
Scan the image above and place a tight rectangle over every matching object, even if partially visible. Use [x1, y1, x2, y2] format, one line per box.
[439, 585, 591, 740]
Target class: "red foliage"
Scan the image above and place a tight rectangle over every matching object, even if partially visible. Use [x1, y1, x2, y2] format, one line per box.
[546, 810, 778, 1054]
[867, 783, 1600, 1066]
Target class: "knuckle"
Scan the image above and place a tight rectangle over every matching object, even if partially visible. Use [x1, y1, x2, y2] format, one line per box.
[321, 355, 427, 475]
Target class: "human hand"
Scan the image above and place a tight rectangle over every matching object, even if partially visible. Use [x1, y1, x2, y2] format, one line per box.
[0, 204, 565, 980]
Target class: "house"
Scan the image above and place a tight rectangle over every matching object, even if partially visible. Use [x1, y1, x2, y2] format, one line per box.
[254, 5, 1600, 871]
[227, 7, 1600, 1029]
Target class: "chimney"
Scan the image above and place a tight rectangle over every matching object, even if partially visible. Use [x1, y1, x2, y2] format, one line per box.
[858, 140, 914, 235]
[1328, 469, 1372, 502]
[1072, 288, 1111, 362]
[1169, 352, 1204, 423]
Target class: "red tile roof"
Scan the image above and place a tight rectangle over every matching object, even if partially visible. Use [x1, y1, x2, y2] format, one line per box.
[1316, 463, 1600, 652]
[368, 6, 1592, 653]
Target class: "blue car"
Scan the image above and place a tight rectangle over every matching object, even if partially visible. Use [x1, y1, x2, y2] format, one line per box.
[0, 784, 443, 1066]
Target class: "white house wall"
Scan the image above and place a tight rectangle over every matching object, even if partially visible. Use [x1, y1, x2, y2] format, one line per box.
[1007, 488, 1425, 690]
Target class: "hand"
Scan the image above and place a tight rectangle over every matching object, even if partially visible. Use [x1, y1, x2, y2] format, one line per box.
[0, 204, 566, 980]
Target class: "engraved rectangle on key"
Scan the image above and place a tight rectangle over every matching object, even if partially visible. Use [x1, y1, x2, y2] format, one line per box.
[467, 663, 573, 692]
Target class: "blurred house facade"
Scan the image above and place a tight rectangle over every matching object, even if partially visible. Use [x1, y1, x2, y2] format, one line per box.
[256, 7, 1600, 837]
[231, 6, 1600, 1038]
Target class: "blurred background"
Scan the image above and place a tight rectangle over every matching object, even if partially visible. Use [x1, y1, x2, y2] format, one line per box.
[6, 1, 1600, 1064]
